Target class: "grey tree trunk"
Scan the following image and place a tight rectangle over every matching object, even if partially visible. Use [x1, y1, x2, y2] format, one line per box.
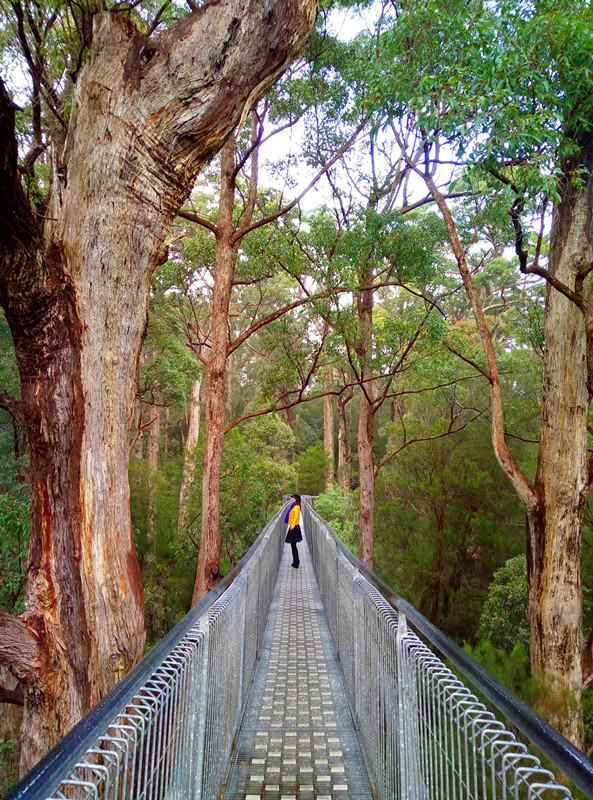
[323, 370, 335, 489]
[526, 140, 593, 747]
[357, 272, 375, 569]
[337, 388, 352, 494]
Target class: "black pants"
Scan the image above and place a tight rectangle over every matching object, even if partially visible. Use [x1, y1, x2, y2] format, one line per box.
[290, 541, 300, 567]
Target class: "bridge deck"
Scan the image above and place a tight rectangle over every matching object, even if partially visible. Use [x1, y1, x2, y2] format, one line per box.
[222, 534, 374, 800]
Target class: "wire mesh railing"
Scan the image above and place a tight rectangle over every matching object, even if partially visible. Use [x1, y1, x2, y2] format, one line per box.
[6, 507, 285, 800]
[302, 500, 593, 800]
[9, 498, 593, 800]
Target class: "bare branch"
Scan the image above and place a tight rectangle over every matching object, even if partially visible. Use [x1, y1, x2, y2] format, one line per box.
[234, 118, 368, 242]
[146, 0, 171, 36]
[444, 341, 490, 379]
[400, 191, 473, 215]
[177, 209, 218, 236]
[375, 412, 483, 478]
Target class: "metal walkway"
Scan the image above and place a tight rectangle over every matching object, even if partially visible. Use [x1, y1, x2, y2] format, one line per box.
[8, 500, 593, 800]
[223, 536, 373, 799]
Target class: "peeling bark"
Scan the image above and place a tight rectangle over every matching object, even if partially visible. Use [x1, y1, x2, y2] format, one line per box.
[0, 0, 318, 770]
[525, 138, 593, 747]
[0, 613, 38, 682]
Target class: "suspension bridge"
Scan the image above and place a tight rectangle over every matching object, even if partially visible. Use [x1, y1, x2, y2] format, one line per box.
[6, 499, 593, 800]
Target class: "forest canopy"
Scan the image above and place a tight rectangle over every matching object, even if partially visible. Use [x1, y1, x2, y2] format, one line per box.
[1, 0, 593, 784]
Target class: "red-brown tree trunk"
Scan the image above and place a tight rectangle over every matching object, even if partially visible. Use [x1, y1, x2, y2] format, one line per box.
[0, 0, 318, 770]
[193, 141, 237, 604]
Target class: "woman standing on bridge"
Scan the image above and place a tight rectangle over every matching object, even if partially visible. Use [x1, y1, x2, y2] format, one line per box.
[285, 494, 302, 568]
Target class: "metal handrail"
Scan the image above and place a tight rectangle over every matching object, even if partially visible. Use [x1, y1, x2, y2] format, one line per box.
[6, 506, 287, 800]
[302, 499, 593, 799]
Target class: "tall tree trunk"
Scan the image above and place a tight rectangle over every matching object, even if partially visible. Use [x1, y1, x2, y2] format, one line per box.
[193, 141, 236, 604]
[337, 385, 352, 495]
[0, 0, 317, 770]
[283, 406, 294, 430]
[526, 139, 593, 746]
[147, 406, 161, 543]
[323, 370, 335, 490]
[226, 350, 234, 418]
[177, 376, 202, 538]
[357, 271, 375, 569]
[419, 154, 592, 746]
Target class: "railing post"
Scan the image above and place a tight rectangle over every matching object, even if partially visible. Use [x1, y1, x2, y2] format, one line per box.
[194, 616, 210, 800]
[396, 612, 426, 800]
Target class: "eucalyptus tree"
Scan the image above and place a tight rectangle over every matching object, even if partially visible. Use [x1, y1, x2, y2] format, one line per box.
[368, 0, 593, 744]
[296, 198, 451, 567]
[0, 0, 317, 770]
[145, 213, 337, 598]
[176, 49, 366, 600]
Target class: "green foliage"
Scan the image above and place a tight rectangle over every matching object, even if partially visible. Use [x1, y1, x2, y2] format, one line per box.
[0, 489, 30, 613]
[477, 555, 529, 652]
[314, 487, 358, 554]
[369, 0, 593, 199]
[297, 441, 330, 496]
[0, 732, 18, 797]
[218, 417, 298, 561]
[130, 452, 191, 646]
[374, 354, 526, 640]
[464, 639, 531, 697]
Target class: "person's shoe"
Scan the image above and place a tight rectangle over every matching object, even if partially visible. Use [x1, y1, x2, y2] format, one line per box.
[292, 563, 299, 568]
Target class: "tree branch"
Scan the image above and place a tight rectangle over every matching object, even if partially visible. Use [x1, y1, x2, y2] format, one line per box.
[177, 208, 218, 236]
[233, 117, 368, 242]
[0, 612, 39, 681]
[0, 391, 23, 426]
[394, 132, 536, 511]
[0, 683, 24, 706]
[375, 412, 483, 478]
[444, 341, 490, 379]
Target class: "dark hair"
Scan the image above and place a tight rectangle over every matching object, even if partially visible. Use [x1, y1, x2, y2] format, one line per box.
[292, 493, 301, 503]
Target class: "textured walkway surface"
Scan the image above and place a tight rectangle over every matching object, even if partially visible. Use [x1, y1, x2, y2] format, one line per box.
[222, 536, 374, 800]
